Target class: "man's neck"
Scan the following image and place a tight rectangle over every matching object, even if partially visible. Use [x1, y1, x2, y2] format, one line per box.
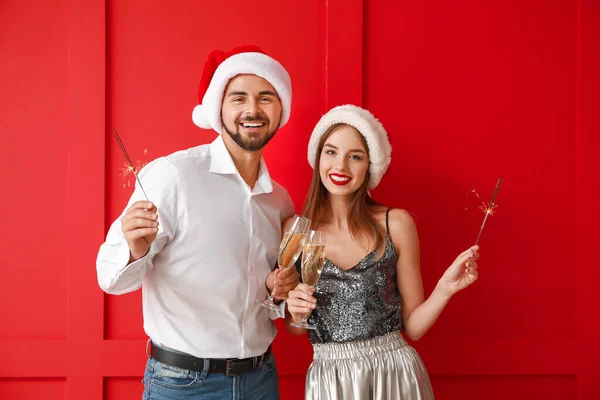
[221, 134, 262, 189]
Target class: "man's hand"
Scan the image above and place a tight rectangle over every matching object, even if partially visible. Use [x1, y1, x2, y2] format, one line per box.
[121, 201, 159, 263]
[266, 267, 300, 301]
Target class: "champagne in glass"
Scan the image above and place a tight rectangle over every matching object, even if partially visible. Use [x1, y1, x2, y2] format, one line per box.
[290, 230, 325, 330]
[301, 243, 325, 287]
[258, 215, 311, 310]
[278, 232, 306, 270]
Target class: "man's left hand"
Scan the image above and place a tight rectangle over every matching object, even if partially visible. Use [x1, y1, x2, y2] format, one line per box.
[266, 267, 300, 301]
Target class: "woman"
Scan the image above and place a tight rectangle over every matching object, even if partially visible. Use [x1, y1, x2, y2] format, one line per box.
[286, 105, 480, 399]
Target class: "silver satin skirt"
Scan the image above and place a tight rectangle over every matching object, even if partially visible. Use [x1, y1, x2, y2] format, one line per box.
[306, 331, 434, 400]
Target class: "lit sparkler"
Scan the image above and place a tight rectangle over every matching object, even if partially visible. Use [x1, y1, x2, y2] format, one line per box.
[474, 177, 504, 245]
[113, 129, 150, 201]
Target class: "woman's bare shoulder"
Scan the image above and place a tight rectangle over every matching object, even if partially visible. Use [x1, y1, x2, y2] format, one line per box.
[382, 208, 418, 240]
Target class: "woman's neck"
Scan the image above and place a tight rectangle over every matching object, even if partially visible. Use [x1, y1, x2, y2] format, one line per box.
[322, 194, 354, 231]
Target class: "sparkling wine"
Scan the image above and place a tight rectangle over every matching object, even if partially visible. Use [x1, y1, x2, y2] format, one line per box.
[278, 233, 306, 270]
[301, 244, 326, 287]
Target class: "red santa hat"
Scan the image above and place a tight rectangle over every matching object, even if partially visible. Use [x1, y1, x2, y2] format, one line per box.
[308, 105, 392, 190]
[192, 45, 292, 134]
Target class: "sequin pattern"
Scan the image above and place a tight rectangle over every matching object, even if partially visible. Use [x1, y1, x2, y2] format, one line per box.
[298, 235, 404, 344]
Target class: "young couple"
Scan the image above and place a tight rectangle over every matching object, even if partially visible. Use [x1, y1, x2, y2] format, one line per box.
[97, 45, 480, 400]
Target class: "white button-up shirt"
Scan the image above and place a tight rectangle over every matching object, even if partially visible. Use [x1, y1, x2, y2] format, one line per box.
[96, 136, 294, 359]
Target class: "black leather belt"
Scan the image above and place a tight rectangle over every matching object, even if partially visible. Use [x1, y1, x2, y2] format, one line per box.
[149, 342, 270, 376]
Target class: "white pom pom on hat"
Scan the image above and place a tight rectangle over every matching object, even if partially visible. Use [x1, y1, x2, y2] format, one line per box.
[307, 105, 392, 190]
[192, 45, 292, 134]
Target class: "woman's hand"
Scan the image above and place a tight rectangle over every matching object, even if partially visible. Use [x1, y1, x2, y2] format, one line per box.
[287, 283, 317, 323]
[437, 245, 480, 296]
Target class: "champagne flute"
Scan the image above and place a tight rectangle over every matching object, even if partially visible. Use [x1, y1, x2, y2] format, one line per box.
[290, 230, 325, 330]
[258, 215, 311, 310]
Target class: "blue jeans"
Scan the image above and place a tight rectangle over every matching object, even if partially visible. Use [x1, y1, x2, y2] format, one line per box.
[141, 351, 280, 400]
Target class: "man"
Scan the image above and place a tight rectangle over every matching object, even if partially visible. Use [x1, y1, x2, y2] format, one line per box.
[97, 45, 297, 399]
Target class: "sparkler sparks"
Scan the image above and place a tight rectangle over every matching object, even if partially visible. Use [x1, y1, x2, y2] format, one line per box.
[113, 129, 150, 201]
[119, 160, 148, 180]
[473, 177, 504, 245]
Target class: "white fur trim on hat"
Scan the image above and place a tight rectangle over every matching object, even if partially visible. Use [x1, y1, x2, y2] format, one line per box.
[307, 105, 391, 190]
[192, 104, 212, 129]
[193, 52, 292, 134]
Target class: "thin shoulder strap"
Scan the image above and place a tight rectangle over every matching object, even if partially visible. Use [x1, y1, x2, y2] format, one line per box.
[385, 207, 392, 235]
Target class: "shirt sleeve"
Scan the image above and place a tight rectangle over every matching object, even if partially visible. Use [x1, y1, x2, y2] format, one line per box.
[96, 157, 180, 295]
[267, 188, 295, 320]
[268, 300, 287, 320]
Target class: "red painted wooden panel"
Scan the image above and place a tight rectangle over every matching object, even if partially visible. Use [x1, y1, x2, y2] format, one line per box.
[577, 0, 600, 398]
[65, 0, 107, 397]
[324, 0, 364, 109]
[104, 378, 143, 400]
[1, 0, 598, 399]
[364, 0, 576, 339]
[279, 376, 307, 400]
[430, 375, 577, 400]
[0, 379, 66, 399]
[0, 0, 68, 340]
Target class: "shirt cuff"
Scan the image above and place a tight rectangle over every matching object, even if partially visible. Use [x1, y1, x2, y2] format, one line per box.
[115, 242, 151, 278]
[268, 300, 286, 320]
[115, 241, 133, 267]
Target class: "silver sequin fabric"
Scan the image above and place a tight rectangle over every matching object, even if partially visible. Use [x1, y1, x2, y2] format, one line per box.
[300, 235, 405, 344]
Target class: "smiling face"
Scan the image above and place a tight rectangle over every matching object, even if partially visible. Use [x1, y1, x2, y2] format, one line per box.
[220, 74, 283, 152]
[318, 124, 370, 197]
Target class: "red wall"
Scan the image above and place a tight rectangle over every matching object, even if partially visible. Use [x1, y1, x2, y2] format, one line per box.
[1, 0, 598, 399]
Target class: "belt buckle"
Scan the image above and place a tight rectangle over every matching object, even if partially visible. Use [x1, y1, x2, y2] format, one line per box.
[225, 359, 234, 376]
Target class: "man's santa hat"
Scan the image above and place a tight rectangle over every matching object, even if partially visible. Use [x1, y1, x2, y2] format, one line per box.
[192, 45, 292, 134]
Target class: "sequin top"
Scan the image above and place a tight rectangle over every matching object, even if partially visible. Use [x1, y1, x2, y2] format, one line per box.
[298, 210, 405, 344]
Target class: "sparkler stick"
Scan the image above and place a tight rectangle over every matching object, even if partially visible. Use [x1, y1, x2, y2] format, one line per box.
[475, 177, 504, 245]
[113, 129, 150, 201]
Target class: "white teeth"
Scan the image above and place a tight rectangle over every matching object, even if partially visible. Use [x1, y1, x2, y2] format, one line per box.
[330, 175, 350, 182]
[242, 123, 264, 128]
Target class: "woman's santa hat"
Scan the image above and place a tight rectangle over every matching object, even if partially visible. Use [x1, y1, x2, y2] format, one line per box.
[192, 45, 292, 134]
[307, 105, 392, 190]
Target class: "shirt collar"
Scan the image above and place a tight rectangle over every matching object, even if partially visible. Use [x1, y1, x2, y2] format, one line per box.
[209, 135, 273, 194]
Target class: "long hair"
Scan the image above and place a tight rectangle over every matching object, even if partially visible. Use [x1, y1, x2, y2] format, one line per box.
[302, 124, 387, 254]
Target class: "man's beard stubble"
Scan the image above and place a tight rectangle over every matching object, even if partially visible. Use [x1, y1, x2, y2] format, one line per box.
[222, 115, 278, 152]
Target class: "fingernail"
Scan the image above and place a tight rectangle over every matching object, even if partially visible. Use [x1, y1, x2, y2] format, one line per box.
[147, 202, 153, 208]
